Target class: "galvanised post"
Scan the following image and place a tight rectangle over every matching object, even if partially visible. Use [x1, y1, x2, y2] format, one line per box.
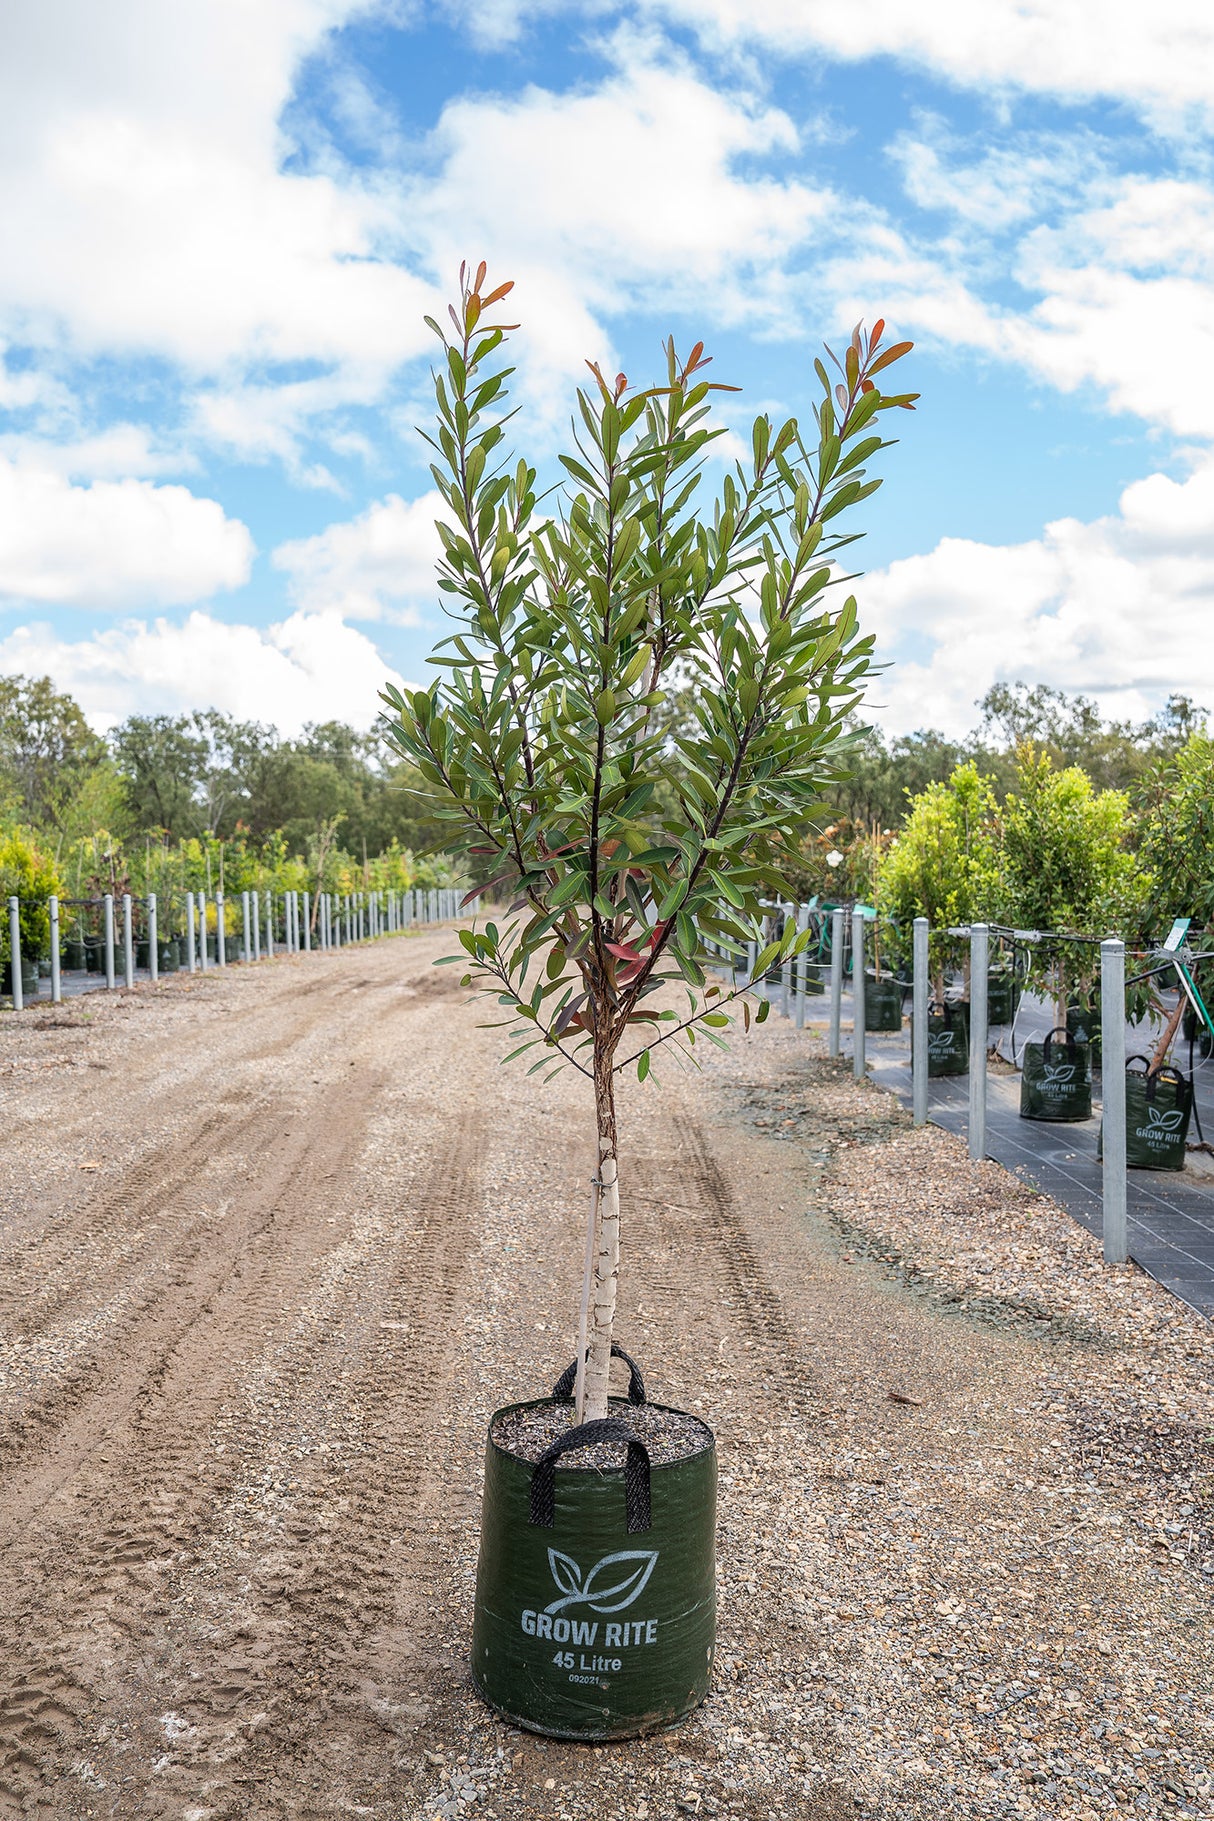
[968, 923, 988, 1160]
[794, 902, 809, 1030]
[852, 905, 866, 1081]
[303, 890, 311, 951]
[912, 916, 929, 1126]
[780, 904, 793, 1019]
[828, 905, 844, 1059]
[1101, 939, 1128, 1265]
[217, 892, 227, 968]
[148, 893, 158, 985]
[8, 896, 23, 1010]
[251, 892, 261, 961]
[198, 892, 209, 972]
[242, 890, 251, 963]
[104, 893, 116, 989]
[186, 893, 196, 974]
[265, 890, 274, 959]
[50, 893, 62, 1003]
[123, 893, 134, 988]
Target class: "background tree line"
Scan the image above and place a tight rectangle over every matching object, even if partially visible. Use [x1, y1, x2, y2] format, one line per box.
[0, 668, 1209, 969]
[0, 675, 463, 955]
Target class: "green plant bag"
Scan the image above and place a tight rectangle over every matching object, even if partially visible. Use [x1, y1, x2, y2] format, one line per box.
[864, 973, 903, 1032]
[1020, 1027, 1092, 1123]
[1103, 1060, 1193, 1170]
[917, 1001, 968, 1077]
[1067, 996, 1101, 1055]
[987, 970, 1021, 1027]
[471, 1371, 716, 1740]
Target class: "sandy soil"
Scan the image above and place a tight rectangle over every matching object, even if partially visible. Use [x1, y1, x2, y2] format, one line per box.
[0, 933, 1210, 1821]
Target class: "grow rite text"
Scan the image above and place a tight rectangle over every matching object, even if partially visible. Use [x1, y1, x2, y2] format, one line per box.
[520, 1611, 658, 1646]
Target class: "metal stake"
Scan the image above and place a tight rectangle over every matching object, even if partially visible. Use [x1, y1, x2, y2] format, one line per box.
[852, 905, 866, 1080]
[968, 923, 988, 1160]
[50, 893, 62, 1003]
[912, 916, 928, 1126]
[105, 892, 116, 989]
[217, 891, 226, 968]
[303, 891, 311, 951]
[1101, 939, 1128, 1265]
[795, 901, 809, 1030]
[148, 893, 158, 984]
[8, 896, 23, 1010]
[186, 892, 196, 974]
[828, 905, 844, 1058]
[198, 891, 208, 971]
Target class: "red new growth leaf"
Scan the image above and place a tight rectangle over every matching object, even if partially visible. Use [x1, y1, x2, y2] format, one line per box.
[474, 259, 487, 293]
[482, 280, 515, 306]
[605, 941, 643, 964]
[869, 317, 885, 350]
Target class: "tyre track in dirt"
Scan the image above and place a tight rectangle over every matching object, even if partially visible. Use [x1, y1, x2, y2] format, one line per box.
[0, 936, 490, 1819]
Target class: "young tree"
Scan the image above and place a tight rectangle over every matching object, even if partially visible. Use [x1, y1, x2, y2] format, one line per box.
[381, 265, 915, 1421]
[876, 761, 1002, 994]
[1002, 742, 1147, 1017]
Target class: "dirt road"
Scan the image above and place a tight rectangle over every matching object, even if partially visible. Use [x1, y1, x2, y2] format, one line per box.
[0, 934, 1210, 1821]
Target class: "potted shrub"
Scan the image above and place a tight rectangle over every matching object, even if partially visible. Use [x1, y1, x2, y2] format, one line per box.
[382, 265, 915, 1739]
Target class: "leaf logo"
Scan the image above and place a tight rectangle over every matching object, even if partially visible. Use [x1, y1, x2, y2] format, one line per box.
[1043, 1063, 1075, 1085]
[545, 1548, 659, 1616]
[1147, 1105, 1184, 1132]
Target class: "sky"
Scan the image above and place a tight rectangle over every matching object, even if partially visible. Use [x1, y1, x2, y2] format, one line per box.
[1, 0, 1212, 740]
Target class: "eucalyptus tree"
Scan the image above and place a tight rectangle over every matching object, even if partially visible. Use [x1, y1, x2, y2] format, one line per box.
[381, 264, 916, 1422]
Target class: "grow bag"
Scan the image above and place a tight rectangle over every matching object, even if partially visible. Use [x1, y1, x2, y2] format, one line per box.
[1020, 1027, 1092, 1123]
[918, 1001, 968, 1077]
[987, 970, 1021, 1027]
[3, 959, 38, 999]
[1066, 997, 1101, 1055]
[63, 939, 87, 971]
[1099, 1059, 1192, 1170]
[471, 1363, 716, 1741]
[864, 973, 903, 1032]
[158, 940, 179, 973]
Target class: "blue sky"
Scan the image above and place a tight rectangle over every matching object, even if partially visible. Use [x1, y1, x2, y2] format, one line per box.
[1, 0, 1212, 738]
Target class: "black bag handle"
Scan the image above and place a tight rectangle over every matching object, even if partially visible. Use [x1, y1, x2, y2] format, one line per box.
[552, 1342, 646, 1406]
[528, 1420, 652, 1534]
[1148, 1064, 1192, 1111]
[1041, 1025, 1076, 1062]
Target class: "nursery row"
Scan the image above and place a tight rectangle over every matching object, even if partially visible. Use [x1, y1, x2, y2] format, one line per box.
[2, 885, 464, 1009]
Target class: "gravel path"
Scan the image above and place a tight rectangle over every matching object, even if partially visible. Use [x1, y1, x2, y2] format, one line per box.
[0, 938, 1209, 1820]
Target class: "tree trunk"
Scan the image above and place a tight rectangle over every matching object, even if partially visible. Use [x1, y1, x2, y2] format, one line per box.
[577, 1045, 620, 1423]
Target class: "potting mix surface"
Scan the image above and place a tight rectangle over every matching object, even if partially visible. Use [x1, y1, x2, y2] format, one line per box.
[0, 928, 1210, 1821]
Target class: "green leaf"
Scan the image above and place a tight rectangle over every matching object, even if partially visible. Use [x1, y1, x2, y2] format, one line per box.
[637, 1049, 651, 1081]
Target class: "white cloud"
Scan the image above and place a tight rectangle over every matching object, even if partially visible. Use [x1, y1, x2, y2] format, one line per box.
[273, 489, 443, 621]
[0, 2, 432, 383]
[404, 29, 834, 416]
[0, 609, 405, 735]
[888, 117, 1110, 235]
[1007, 178, 1214, 439]
[0, 458, 253, 609]
[858, 458, 1214, 738]
[634, 0, 1214, 128]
